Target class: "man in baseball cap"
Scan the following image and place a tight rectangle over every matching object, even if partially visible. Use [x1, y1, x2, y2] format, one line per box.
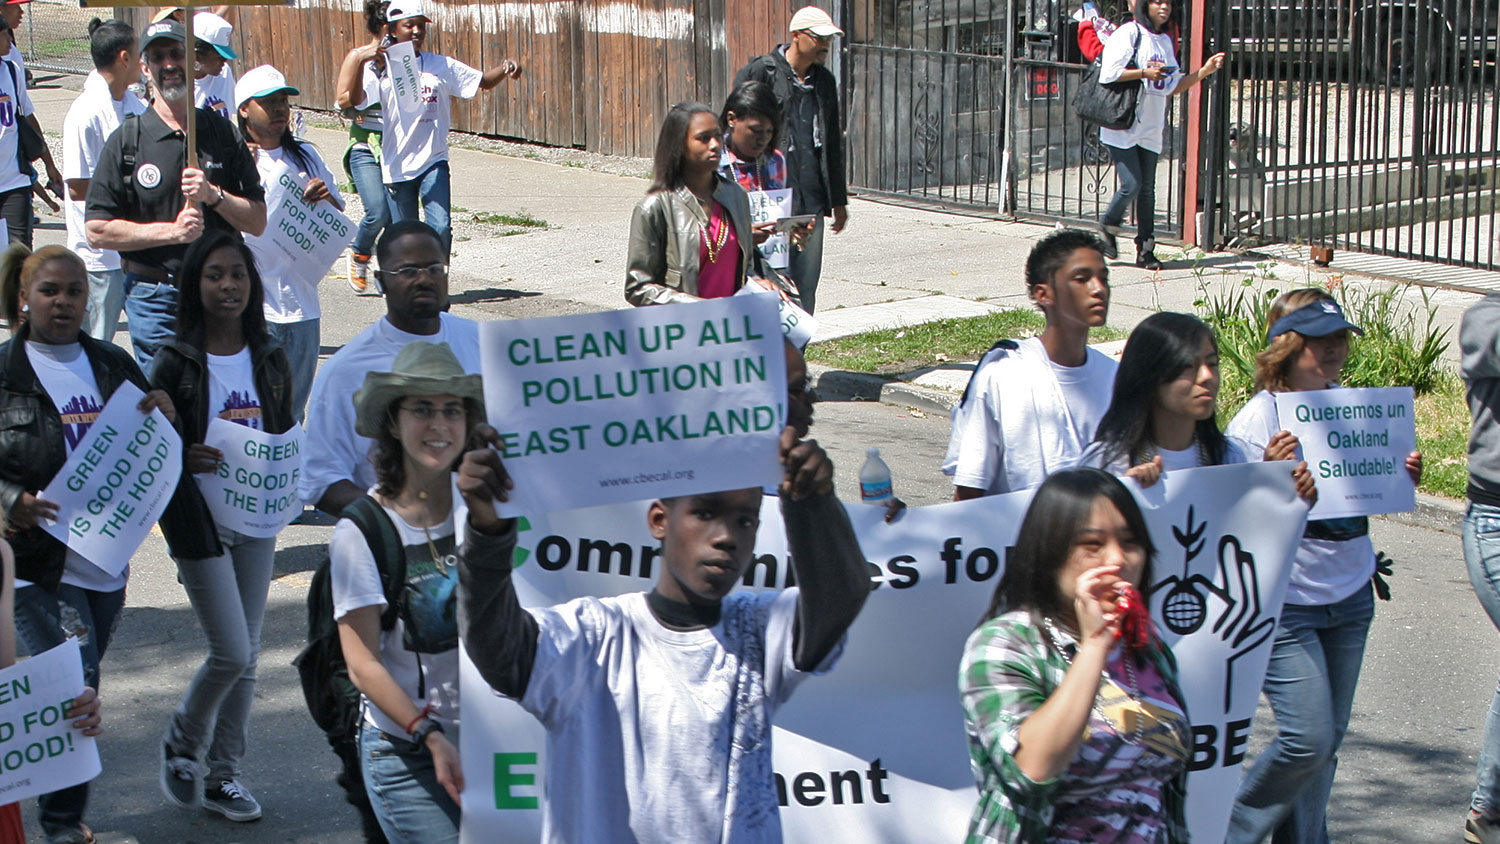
[191, 11, 236, 118]
[789, 5, 843, 38]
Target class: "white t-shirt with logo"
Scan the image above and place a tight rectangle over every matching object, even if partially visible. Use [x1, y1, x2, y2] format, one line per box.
[244, 144, 344, 323]
[330, 500, 460, 738]
[206, 347, 262, 431]
[0, 50, 33, 195]
[363, 52, 483, 183]
[24, 342, 126, 592]
[1097, 22, 1184, 153]
[194, 66, 236, 121]
[63, 71, 147, 273]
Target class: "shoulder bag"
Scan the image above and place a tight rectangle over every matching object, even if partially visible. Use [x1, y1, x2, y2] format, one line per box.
[1072, 24, 1144, 130]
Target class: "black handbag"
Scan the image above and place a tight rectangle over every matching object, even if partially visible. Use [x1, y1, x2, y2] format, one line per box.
[3, 60, 43, 163]
[1072, 25, 1144, 130]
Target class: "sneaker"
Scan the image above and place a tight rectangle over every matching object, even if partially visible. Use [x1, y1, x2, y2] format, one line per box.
[346, 251, 373, 295]
[44, 823, 93, 844]
[1097, 224, 1120, 259]
[1467, 810, 1500, 844]
[1136, 251, 1164, 271]
[160, 743, 200, 810]
[204, 778, 262, 822]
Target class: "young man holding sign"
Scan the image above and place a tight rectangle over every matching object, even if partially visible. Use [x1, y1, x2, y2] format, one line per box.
[456, 422, 870, 841]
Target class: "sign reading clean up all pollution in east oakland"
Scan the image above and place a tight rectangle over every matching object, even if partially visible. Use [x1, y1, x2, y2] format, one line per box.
[479, 295, 786, 516]
[40, 382, 181, 576]
[195, 419, 305, 538]
[0, 639, 101, 805]
[1276, 386, 1417, 519]
[257, 159, 354, 289]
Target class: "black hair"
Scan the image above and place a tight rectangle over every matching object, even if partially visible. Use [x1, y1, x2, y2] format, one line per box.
[364, 0, 390, 36]
[649, 101, 718, 194]
[981, 467, 1156, 625]
[236, 99, 313, 174]
[88, 19, 135, 70]
[376, 219, 444, 269]
[719, 80, 781, 153]
[1132, 0, 1173, 34]
[1025, 228, 1106, 292]
[1092, 311, 1231, 468]
[373, 395, 483, 498]
[175, 229, 268, 347]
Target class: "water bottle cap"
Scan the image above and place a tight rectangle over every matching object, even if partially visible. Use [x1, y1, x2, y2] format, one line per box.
[865, 447, 880, 457]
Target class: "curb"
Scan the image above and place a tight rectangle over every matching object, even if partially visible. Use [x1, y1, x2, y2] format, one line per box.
[807, 364, 1467, 535]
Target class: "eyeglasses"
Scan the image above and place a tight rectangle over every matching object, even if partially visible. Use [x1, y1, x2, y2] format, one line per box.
[399, 403, 465, 421]
[377, 264, 450, 283]
[800, 31, 833, 44]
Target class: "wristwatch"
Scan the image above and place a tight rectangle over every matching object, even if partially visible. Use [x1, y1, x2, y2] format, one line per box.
[206, 186, 225, 208]
[410, 717, 444, 745]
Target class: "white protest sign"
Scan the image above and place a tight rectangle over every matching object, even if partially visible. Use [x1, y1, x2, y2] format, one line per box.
[1276, 386, 1417, 519]
[41, 383, 180, 576]
[735, 285, 819, 350]
[0, 639, 100, 805]
[459, 461, 1306, 844]
[194, 419, 305, 538]
[746, 188, 794, 270]
[383, 40, 424, 121]
[478, 296, 786, 516]
[253, 160, 355, 289]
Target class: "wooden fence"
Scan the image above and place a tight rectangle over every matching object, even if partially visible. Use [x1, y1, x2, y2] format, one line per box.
[124, 0, 826, 158]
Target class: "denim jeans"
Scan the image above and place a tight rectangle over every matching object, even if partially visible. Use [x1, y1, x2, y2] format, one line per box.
[1102, 143, 1160, 256]
[84, 268, 126, 342]
[349, 144, 391, 257]
[787, 213, 827, 314]
[267, 319, 320, 425]
[361, 722, 460, 844]
[1227, 584, 1375, 844]
[165, 527, 276, 782]
[387, 160, 452, 256]
[1467, 501, 1500, 815]
[13, 583, 126, 841]
[123, 272, 179, 372]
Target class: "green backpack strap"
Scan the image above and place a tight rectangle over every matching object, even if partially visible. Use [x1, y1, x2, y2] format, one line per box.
[341, 495, 407, 631]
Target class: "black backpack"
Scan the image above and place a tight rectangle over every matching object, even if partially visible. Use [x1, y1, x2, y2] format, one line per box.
[293, 496, 406, 740]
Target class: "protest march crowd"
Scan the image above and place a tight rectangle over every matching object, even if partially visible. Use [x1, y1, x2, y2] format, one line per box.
[0, 0, 1488, 843]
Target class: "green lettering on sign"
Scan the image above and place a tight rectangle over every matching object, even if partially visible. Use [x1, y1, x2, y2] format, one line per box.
[494, 752, 539, 809]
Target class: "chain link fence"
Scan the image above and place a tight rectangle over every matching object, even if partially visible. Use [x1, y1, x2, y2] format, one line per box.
[16, 0, 103, 76]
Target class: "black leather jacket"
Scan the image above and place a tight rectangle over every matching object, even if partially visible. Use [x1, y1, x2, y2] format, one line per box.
[149, 332, 295, 560]
[0, 325, 148, 590]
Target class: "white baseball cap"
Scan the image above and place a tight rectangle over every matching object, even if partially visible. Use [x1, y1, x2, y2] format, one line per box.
[789, 6, 842, 37]
[193, 12, 235, 60]
[234, 64, 299, 109]
[386, 0, 427, 22]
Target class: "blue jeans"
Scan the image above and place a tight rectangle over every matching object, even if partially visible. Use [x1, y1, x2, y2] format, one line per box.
[1467, 501, 1500, 815]
[387, 160, 452, 256]
[361, 722, 459, 844]
[349, 144, 391, 257]
[1102, 143, 1160, 256]
[84, 268, 125, 342]
[787, 213, 827, 314]
[267, 319, 319, 425]
[1227, 584, 1375, 844]
[166, 528, 276, 782]
[13, 583, 126, 841]
[123, 272, 179, 372]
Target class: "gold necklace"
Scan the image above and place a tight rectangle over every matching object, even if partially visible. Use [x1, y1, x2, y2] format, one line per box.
[411, 489, 447, 574]
[701, 203, 730, 264]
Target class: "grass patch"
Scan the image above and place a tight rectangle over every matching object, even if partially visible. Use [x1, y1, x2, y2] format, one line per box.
[450, 206, 549, 235]
[806, 309, 1125, 375]
[1414, 374, 1469, 499]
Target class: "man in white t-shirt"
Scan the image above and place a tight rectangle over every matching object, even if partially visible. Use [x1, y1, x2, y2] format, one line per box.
[944, 229, 1118, 497]
[191, 12, 235, 119]
[342, 0, 521, 254]
[63, 20, 146, 342]
[300, 219, 480, 516]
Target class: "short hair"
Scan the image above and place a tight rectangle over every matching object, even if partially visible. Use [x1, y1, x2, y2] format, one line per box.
[89, 19, 135, 70]
[649, 102, 718, 194]
[1025, 228, 1106, 292]
[720, 80, 782, 152]
[0, 244, 86, 329]
[1254, 288, 1340, 393]
[175, 229, 268, 347]
[981, 467, 1156, 625]
[375, 219, 444, 269]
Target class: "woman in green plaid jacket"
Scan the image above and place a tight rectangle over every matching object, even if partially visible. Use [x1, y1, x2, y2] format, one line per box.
[959, 468, 1190, 843]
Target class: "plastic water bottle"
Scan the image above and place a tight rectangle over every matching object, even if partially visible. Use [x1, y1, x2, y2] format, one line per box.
[860, 448, 894, 505]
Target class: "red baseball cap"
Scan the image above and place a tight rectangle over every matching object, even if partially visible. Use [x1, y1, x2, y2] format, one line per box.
[2, 1, 34, 6]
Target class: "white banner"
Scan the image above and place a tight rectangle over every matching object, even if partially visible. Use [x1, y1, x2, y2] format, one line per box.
[40, 383, 181, 576]
[735, 285, 818, 350]
[0, 639, 100, 805]
[746, 187, 793, 270]
[383, 40, 424, 122]
[256, 160, 355, 290]
[194, 419, 304, 538]
[479, 296, 786, 517]
[459, 462, 1307, 844]
[1276, 387, 1417, 519]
